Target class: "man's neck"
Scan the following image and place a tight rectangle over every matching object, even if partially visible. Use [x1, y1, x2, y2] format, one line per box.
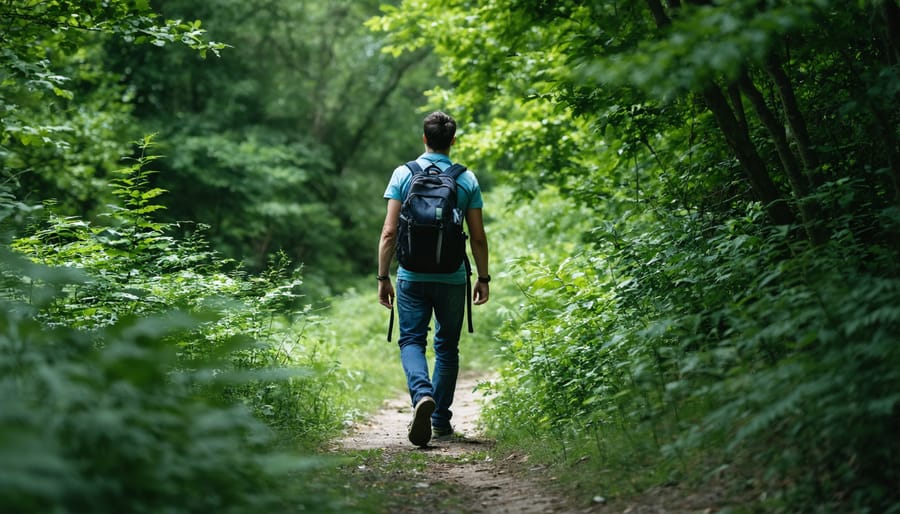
[425, 146, 450, 156]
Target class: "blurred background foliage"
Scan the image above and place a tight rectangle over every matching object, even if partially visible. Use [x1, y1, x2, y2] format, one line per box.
[3, 0, 441, 295]
[3, 0, 900, 512]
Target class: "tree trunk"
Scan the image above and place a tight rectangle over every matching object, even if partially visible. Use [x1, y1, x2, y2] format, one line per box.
[879, 1, 900, 200]
[737, 71, 807, 198]
[883, 0, 900, 65]
[646, 0, 671, 27]
[645, 0, 795, 226]
[702, 84, 795, 226]
[727, 82, 748, 134]
[738, 70, 827, 243]
[763, 54, 821, 187]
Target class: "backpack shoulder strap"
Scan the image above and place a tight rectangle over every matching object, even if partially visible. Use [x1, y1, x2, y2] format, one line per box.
[444, 163, 467, 180]
[405, 160, 423, 175]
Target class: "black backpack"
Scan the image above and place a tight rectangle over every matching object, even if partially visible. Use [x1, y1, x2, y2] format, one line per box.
[397, 160, 468, 273]
[387, 160, 474, 341]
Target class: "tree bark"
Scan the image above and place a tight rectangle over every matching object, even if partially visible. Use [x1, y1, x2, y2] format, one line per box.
[738, 70, 827, 243]
[881, 1, 900, 199]
[883, 0, 900, 65]
[727, 82, 748, 135]
[737, 71, 807, 198]
[702, 85, 795, 226]
[646, 0, 671, 27]
[763, 54, 821, 187]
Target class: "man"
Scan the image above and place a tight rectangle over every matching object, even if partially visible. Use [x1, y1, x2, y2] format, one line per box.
[377, 111, 491, 447]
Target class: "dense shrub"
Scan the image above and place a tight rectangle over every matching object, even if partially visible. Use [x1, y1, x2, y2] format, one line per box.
[0, 140, 363, 512]
[484, 194, 900, 511]
[0, 291, 296, 514]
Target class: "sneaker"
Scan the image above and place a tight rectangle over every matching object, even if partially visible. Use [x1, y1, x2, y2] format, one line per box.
[433, 425, 454, 436]
[408, 396, 435, 447]
[432, 425, 455, 440]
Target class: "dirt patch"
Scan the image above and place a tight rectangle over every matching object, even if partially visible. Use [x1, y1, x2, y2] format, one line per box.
[333, 373, 597, 514]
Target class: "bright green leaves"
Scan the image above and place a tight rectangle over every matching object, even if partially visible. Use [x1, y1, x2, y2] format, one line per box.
[109, 135, 168, 225]
[135, 18, 228, 57]
[1, 0, 226, 218]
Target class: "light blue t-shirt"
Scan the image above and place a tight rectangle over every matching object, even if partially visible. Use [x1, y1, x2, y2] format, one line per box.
[384, 152, 484, 284]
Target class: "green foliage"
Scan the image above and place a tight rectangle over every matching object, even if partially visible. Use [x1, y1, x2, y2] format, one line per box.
[482, 196, 900, 510]
[0, 293, 297, 514]
[1, 134, 416, 512]
[0, 0, 225, 214]
[11, 137, 340, 437]
[0, 231, 335, 513]
[97, 0, 441, 287]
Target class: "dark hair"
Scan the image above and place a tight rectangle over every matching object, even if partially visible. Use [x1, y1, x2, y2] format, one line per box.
[423, 111, 456, 153]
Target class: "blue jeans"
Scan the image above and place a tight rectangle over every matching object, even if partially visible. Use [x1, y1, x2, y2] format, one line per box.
[396, 279, 465, 431]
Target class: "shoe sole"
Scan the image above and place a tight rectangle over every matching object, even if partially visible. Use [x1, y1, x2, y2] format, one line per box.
[408, 397, 435, 447]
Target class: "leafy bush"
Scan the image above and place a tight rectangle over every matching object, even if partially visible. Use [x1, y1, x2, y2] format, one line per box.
[0, 138, 380, 512]
[484, 192, 900, 511]
[0, 285, 301, 514]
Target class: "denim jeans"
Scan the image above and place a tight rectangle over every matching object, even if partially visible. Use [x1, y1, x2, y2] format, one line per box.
[396, 279, 465, 431]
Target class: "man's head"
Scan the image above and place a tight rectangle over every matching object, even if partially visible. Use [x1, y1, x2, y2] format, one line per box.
[423, 111, 456, 154]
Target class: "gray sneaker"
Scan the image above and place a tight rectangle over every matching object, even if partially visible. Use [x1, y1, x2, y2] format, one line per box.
[408, 396, 435, 447]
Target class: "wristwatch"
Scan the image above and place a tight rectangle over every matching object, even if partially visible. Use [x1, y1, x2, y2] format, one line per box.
[477, 275, 491, 283]
[376, 275, 389, 281]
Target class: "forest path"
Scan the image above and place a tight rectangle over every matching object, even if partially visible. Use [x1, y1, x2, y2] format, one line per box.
[332, 372, 600, 514]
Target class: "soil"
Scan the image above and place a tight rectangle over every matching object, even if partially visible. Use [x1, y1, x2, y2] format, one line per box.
[332, 373, 745, 514]
[333, 372, 603, 514]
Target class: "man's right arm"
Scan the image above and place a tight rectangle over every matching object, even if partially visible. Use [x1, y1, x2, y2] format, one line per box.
[377, 199, 401, 309]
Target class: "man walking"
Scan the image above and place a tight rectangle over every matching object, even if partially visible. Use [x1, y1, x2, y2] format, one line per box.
[377, 111, 491, 447]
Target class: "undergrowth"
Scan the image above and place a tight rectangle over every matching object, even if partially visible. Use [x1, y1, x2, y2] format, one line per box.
[0, 137, 392, 512]
[481, 186, 900, 513]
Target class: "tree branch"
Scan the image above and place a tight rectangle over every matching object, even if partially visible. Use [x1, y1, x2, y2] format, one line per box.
[701, 84, 794, 226]
[763, 53, 821, 185]
[333, 48, 431, 175]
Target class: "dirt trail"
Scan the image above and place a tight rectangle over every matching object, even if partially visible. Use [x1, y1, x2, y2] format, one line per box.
[335, 373, 598, 514]
[333, 374, 735, 514]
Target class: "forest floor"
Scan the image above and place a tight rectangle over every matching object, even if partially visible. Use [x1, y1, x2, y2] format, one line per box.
[330, 372, 723, 514]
